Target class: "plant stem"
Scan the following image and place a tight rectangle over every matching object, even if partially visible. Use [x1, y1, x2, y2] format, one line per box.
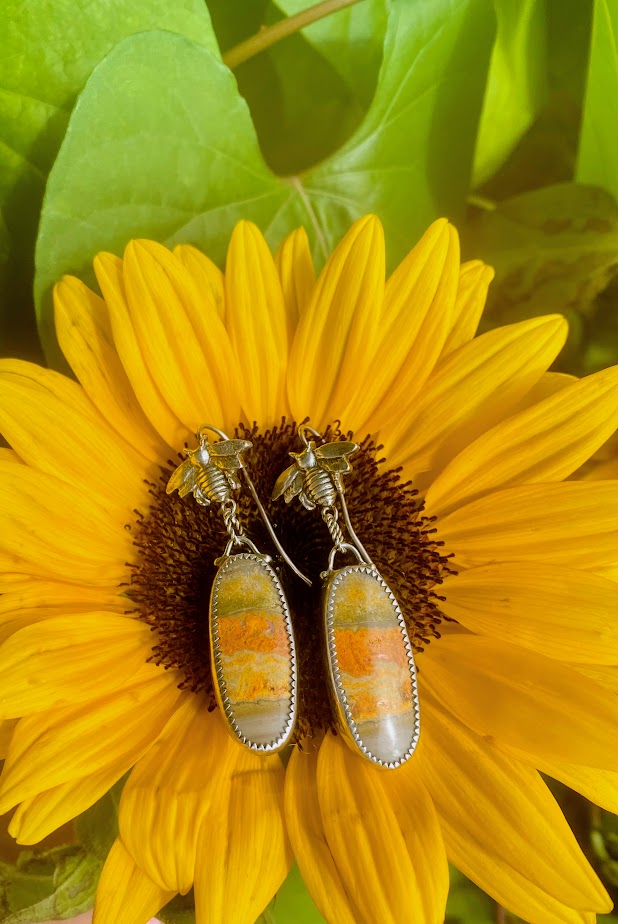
[222, 0, 364, 69]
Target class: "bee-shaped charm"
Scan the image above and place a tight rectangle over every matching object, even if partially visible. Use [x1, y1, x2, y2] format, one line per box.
[272, 436, 359, 510]
[167, 428, 252, 508]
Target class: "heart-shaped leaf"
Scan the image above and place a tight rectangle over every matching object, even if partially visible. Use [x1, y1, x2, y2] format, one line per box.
[35, 0, 494, 365]
[577, 0, 618, 203]
[0, 0, 218, 355]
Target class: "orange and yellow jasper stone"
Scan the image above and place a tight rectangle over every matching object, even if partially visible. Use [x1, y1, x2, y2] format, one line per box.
[210, 554, 296, 750]
[325, 565, 419, 767]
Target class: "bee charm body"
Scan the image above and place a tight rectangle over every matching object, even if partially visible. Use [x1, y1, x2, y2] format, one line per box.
[167, 426, 298, 753]
[273, 424, 420, 769]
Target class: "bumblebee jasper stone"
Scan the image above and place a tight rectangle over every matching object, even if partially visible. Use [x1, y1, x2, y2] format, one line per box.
[324, 564, 420, 767]
[210, 553, 296, 751]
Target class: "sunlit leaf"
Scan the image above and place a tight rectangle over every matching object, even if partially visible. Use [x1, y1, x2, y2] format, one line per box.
[0, 784, 121, 923]
[35, 0, 494, 363]
[577, 0, 618, 202]
[276, 0, 388, 107]
[473, 0, 547, 188]
[0, 0, 218, 356]
[233, 4, 368, 175]
[480, 0, 592, 201]
[463, 182, 618, 331]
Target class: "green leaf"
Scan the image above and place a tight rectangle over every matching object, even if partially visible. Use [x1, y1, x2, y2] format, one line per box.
[159, 890, 197, 924]
[232, 3, 369, 175]
[0, 0, 218, 355]
[0, 848, 99, 923]
[258, 863, 326, 924]
[472, 0, 547, 187]
[276, 0, 388, 107]
[158, 863, 325, 924]
[479, 0, 592, 202]
[445, 866, 496, 923]
[35, 0, 494, 365]
[462, 182, 618, 332]
[576, 0, 618, 202]
[305, 0, 495, 257]
[0, 782, 122, 922]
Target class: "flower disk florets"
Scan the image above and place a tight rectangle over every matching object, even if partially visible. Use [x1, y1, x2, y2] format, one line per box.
[128, 419, 454, 739]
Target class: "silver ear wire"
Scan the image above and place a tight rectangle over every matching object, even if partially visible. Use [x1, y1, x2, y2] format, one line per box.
[198, 425, 312, 586]
[241, 465, 312, 586]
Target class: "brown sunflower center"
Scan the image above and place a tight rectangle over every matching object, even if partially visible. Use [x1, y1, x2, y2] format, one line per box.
[128, 420, 454, 736]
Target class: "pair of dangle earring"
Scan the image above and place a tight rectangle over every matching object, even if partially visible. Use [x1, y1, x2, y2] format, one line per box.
[167, 425, 303, 753]
[167, 423, 420, 769]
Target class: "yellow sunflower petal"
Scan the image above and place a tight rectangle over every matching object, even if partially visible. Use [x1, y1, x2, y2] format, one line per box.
[120, 696, 235, 895]
[361, 220, 459, 436]
[316, 731, 427, 924]
[194, 746, 291, 924]
[0, 360, 147, 513]
[502, 742, 618, 816]
[284, 739, 360, 924]
[0, 614, 152, 717]
[225, 221, 289, 424]
[436, 481, 618, 570]
[595, 561, 618, 580]
[0, 575, 121, 615]
[0, 666, 182, 811]
[446, 818, 599, 924]
[275, 226, 315, 335]
[422, 635, 618, 770]
[586, 460, 618, 480]
[0, 720, 17, 759]
[439, 260, 494, 358]
[174, 243, 225, 320]
[0, 575, 123, 645]
[288, 215, 384, 431]
[388, 314, 567, 475]
[94, 838, 175, 924]
[54, 275, 167, 462]
[120, 240, 240, 432]
[575, 664, 618, 694]
[10, 765, 127, 845]
[416, 690, 611, 914]
[442, 562, 618, 663]
[385, 764, 449, 924]
[0, 463, 131, 585]
[0, 448, 20, 463]
[513, 370, 577, 411]
[426, 365, 618, 517]
[94, 252, 187, 448]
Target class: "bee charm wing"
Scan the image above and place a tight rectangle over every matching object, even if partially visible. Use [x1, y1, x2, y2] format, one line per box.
[272, 462, 304, 503]
[166, 456, 204, 500]
[323, 564, 420, 768]
[209, 438, 252, 471]
[315, 440, 359, 474]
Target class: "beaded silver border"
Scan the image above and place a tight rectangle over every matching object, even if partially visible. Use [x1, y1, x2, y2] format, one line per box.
[210, 552, 297, 752]
[323, 563, 420, 769]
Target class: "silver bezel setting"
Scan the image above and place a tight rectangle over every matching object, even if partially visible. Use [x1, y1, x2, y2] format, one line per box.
[323, 563, 420, 769]
[210, 552, 297, 753]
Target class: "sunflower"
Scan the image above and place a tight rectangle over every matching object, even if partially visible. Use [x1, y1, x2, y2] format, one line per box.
[0, 215, 617, 924]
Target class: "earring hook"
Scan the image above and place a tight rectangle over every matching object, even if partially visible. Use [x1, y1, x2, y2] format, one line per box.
[297, 421, 374, 567]
[201, 424, 312, 587]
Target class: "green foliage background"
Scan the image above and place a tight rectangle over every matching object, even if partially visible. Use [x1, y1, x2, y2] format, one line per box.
[1, 0, 618, 921]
